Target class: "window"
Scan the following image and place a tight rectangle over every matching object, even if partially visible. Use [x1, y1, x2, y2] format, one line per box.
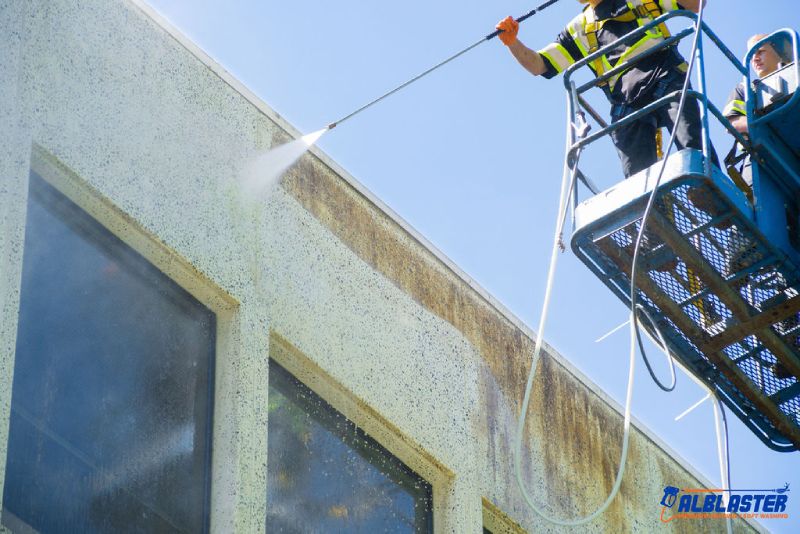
[267, 360, 433, 532]
[2, 171, 216, 533]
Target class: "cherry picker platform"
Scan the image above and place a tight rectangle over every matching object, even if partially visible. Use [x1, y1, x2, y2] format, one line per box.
[564, 13, 800, 452]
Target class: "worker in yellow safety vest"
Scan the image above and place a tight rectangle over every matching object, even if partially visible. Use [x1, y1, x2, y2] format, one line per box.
[723, 33, 789, 188]
[724, 34, 796, 379]
[496, 0, 718, 178]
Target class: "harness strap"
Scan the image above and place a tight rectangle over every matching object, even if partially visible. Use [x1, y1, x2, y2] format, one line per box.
[581, 1, 684, 89]
[583, 8, 604, 79]
[584, 8, 639, 54]
[636, 0, 671, 38]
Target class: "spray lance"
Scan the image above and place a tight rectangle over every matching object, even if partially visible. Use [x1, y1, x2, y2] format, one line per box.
[326, 0, 565, 131]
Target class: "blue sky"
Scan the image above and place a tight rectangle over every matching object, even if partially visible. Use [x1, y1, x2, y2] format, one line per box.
[143, 1, 799, 530]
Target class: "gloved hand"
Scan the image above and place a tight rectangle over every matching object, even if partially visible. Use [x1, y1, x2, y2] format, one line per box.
[496, 16, 519, 46]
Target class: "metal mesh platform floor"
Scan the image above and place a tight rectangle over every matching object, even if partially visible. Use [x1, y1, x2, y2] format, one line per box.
[572, 151, 800, 452]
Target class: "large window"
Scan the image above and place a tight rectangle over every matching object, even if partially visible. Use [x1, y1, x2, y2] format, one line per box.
[2, 172, 216, 533]
[267, 360, 434, 533]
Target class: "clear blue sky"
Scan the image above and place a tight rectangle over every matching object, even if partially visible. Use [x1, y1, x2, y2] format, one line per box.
[144, 1, 799, 530]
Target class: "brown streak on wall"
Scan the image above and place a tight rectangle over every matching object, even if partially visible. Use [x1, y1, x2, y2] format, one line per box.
[282, 152, 760, 533]
[284, 155, 533, 410]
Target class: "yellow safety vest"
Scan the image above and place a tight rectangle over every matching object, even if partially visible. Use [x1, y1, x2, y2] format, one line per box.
[540, 0, 684, 91]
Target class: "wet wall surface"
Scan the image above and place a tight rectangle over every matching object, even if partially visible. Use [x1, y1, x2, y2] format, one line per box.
[0, 0, 765, 532]
[281, 142, 761, 534]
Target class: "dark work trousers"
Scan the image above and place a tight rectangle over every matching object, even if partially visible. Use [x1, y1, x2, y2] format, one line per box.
[610, 70, 720, 178]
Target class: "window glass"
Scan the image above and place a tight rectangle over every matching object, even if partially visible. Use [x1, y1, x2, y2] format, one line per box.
[267, 360, 433, 533]
[2, 171, 216, 533]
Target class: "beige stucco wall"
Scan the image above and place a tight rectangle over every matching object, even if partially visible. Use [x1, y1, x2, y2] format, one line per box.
[0, 0, 765, 532]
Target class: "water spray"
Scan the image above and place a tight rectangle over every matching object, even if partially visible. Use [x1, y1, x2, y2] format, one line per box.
[243, 1, 564, 195]
[326, 0, 564, 131]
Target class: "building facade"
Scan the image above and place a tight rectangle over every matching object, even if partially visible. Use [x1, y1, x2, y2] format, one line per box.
[0, 0, 763, 532]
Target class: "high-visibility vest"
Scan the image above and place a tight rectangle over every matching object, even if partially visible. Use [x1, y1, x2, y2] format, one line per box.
[540, 0, 685, 91]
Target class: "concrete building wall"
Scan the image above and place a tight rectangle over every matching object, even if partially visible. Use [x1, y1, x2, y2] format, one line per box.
[0, 0, 763, 532]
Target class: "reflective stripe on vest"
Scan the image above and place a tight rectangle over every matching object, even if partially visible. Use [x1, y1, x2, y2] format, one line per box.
[540, 42, 577, 74]
[723, 99, 746, 117]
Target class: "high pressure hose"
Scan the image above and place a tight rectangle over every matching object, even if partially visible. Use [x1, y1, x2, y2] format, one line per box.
[513, 96, 633, 527]
[712, 394, 734, 534]
[636, 303, 677, 391]
[313, 0, 728, 526]
[628, 0, 710, 393]
[514, 2, 708, 525]
[627, 9, 734, 533]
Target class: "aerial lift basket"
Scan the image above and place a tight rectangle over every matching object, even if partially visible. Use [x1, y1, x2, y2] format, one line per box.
[564, 15, 800, 451]
[572, 150, 800, 452]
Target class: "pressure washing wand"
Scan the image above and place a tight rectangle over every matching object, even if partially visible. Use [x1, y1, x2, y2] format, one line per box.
[326, 0, 563, 130]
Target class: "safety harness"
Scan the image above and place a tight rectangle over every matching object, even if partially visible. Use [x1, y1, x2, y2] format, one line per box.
[540, 0, 687, 91]
[584, 1, 672, 82]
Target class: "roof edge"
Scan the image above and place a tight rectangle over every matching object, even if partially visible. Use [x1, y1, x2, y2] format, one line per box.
[126, 3, 765, 521]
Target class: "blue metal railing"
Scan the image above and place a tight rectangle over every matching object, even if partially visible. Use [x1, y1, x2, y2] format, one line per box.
[560, 10, 751, 199]
[745, 29, 800, 186]
[747, 29, 800, 129]
[744, 29, 800, 253]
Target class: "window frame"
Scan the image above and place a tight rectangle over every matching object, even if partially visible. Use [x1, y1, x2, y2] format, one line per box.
[268, 333, 456, 532]
[0, 147, 246, 531]
[267, 357, 434, 532]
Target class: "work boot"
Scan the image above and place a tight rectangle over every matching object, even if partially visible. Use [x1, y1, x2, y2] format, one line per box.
[700, 296, 723, 329]
[771, 361, 794, 380]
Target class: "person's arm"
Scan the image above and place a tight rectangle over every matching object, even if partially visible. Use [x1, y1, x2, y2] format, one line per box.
[496, 16, 577, 78]
[723, 84, 748, 134]
[496, 16, 548, 76]
[729, 115, 748, 134]
[676, 0, 707, 14]
[507, 40, 548, 76]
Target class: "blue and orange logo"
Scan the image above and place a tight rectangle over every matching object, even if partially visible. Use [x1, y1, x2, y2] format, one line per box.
[659, 484, 790, 522]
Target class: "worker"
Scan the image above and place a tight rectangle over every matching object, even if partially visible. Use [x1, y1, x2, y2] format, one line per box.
[723, 33, 787, 187]
[496, 0, 718, 179]
[724, 34, 795, 379]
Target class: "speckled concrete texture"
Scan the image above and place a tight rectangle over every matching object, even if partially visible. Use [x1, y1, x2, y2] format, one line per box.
[0, 0, 766, 532]
[274, 128, 762, 534]
[211, 302, 270, 533]
[0, 0, 32, 511]
[262, 183, 484, 530]
[5, 0, 273, 529]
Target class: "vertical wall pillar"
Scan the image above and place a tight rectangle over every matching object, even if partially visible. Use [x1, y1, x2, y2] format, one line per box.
[210, 300, 270, 533]
[434, 468, 484, 532]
